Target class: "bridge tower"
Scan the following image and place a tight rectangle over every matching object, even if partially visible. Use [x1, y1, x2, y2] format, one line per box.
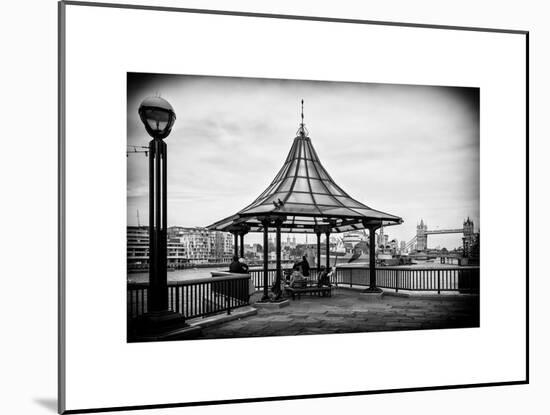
[462, 217, 477, 258]
[463, 217, 474, 237]
[416, 219, 428, 251]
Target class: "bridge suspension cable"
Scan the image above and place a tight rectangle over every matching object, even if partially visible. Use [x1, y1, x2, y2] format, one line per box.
[404, 235, 417, 252]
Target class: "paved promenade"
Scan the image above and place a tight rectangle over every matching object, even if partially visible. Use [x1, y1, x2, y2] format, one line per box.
[199, 288, 479, 339]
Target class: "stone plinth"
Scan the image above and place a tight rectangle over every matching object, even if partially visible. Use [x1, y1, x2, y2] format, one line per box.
[359, 291, 384, 302]
[254, 299, 290, 308]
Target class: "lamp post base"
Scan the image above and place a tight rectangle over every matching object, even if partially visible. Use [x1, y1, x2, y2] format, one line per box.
[254, 299, 290, 308]
[360, 287, 384, 302]
[128, 311, 201, 342]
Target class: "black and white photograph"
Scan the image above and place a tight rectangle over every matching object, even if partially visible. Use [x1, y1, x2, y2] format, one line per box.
[7, 0, 529, 413]
[126, 73, 480, 342]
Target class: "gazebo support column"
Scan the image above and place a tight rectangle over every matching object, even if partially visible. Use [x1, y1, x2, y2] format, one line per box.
[363, 225, 383, 293]
[239, 232, 245, 259]
[261, 220, 270, 301]
[325, 231, 331, 269]
[316, 231, 322, 270]
[233, 232, 238, 258]
[273, 220, 283, 300]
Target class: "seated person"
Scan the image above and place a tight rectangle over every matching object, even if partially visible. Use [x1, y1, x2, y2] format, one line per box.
[317, 266, 332, 287]
[238, 257, 249, 273]
[283, 268, 293, 283]
[289, 269, 306, 288]
[229, 255, 248, 274]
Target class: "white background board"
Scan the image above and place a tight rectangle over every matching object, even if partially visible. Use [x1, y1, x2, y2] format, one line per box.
[0, 1, 544, 415]
[63, 2, 525, 411]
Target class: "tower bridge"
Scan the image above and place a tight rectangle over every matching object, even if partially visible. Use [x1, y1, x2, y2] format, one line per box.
[405, 217, 477, 254]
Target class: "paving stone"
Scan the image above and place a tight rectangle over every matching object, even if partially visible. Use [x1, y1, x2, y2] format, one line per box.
[199, 290, 479, 339]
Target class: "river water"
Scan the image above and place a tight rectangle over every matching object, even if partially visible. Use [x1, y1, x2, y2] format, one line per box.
[127, 260, 461, 283]
[127, 267, 227, 283]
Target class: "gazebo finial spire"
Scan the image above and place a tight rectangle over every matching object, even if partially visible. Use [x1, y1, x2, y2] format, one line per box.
[297, 99, 309, 137]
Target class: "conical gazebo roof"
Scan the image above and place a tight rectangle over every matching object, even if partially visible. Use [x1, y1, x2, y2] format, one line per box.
[207, 104, 402, 234]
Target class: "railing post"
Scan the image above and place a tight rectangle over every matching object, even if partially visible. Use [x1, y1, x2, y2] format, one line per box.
[226, 280, 231, 315]
[395, 270, 399, 293]
[249, 276, 252, 300]
[350, 270, 353, 288]
[437, 269, 441, 294]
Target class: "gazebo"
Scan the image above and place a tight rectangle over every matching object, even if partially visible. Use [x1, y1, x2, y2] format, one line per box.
[207, 101, 402, 301]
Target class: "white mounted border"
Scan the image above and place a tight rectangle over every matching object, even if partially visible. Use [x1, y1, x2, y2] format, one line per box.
[59, 1, 528, 413]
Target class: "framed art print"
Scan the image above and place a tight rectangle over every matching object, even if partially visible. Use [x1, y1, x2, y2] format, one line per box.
[59, 1, 528, 413]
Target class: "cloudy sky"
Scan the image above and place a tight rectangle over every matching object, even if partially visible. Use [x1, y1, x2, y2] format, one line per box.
[127, 73, 479, 249]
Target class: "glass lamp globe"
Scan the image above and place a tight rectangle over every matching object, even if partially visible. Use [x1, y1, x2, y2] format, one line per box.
[138, 96, 176, 140]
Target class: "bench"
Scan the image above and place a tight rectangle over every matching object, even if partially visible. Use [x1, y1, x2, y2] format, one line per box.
[285, 285, 332, 300]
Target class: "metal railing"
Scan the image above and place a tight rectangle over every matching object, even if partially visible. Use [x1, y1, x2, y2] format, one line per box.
[127, 274, 251, 319]
[249, 268, 283, 289]
[338, 267, 479, 294]
[248, 267, 321, 289]
[128, 267, 479, 319]
[249, 266, 479, 294]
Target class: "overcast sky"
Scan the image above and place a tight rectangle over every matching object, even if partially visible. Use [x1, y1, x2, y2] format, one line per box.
[127, 73, 479, 249]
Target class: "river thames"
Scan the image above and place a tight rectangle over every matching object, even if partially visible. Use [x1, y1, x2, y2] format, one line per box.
[127, 260, 464, 284]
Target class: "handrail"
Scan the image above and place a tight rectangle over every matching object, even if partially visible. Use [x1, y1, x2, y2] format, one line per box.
[127, 273, 250, 288]
[248, 266, 479, 272]
[248, 266, 479, 294]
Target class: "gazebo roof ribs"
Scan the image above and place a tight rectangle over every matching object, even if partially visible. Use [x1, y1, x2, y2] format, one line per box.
[206, 104, 402, 233]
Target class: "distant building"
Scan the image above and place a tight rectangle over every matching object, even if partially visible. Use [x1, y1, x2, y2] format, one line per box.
[127, 226, 188, 268]
[127, 226, 234, 269]
[268, 250, 291, 261]
[168, 226, 209, 263]
[243, 243, 255, 254]
[168, 226, 234, 264]
[209, 231, 233, 262]
[283, 234, 297, 249]
[127, 226, 150, 268]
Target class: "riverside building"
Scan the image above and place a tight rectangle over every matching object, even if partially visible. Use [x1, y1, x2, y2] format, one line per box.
[127, 226, 234, 269]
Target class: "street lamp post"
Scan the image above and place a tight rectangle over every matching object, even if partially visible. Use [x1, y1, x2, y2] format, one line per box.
[139, 97, 176, 314]
[130, 96, 195, 341]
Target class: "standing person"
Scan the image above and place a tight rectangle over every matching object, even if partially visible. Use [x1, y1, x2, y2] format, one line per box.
[301, 254, 310, 277]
